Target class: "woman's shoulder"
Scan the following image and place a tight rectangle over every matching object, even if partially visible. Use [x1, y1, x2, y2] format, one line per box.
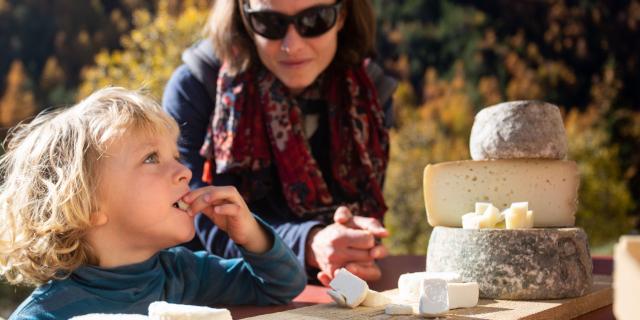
[364, 60, 398, 108]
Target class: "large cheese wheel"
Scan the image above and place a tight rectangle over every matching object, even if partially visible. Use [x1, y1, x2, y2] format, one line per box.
[423, 159, 579, 227]
[470, 100, 568, 160]
[426, 227, 593, 299]
[614, 236, 640, 320]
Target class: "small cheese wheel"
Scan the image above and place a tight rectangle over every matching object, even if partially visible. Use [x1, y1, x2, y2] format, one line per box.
[470, 100, 568, 160]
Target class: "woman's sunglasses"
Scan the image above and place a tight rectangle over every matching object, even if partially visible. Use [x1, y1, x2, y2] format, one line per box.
[242, 0, 343, 40]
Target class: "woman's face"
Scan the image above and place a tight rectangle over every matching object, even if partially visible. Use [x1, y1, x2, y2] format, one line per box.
[246, 0, 345, 95]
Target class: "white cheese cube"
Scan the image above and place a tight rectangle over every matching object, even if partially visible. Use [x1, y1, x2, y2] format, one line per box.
[505, 203, 534, 229]
[474, 202, 491, 215]
[462, 212, 481, 229]
[479, 204, 503, 228]
[510, 202, 529, 215]
[424, 160, 578, 227]
[148, 301, 231, 320]
[447, 282, 479, 309]
[326, 289, 347, 307]
[419, 278, 449, 316]
[384, 303, 417, 315]
[398, 271, 461, 302]
[361, 289, 391, 307]
[329, 268, 369, 308]
[70, 315, 148, 320]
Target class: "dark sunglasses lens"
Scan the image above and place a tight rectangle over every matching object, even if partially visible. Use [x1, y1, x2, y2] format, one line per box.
[295, 7, 337, 37]
[249, 12, 288, 39]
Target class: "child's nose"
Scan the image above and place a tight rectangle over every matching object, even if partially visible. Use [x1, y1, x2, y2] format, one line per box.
[175, 163, 192, 184]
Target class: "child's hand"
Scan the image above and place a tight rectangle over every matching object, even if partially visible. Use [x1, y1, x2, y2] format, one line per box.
[183, 186, 272, 254]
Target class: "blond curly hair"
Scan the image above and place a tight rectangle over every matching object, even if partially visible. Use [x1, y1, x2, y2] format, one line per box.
[0, 87, 179, 286]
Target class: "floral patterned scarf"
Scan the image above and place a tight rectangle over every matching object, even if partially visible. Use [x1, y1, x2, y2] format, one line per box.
[200, 63, 389, 220]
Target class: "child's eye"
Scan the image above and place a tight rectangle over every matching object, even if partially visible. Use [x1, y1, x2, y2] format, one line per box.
[175, 154, 185, 164]
[143, 152, 159, 164]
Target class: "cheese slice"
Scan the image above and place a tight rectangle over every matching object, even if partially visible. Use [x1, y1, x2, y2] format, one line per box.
[614, 236, 640, 320]
[148, 301, 231, 320]
[329, 268, 369, 308]
[419, 278, 449, 315]
[424, 160, 578, 227]
[398, 271, 461, 302]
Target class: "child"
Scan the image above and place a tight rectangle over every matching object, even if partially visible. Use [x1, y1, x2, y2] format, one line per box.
[0, 87, 306, 319]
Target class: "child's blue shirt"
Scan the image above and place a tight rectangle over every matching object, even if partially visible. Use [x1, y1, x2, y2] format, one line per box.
[9, 221, 306, 319]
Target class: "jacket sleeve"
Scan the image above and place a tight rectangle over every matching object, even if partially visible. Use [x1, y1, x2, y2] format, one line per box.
[174, 218, 307, 306]
[162, 65, 323, 268]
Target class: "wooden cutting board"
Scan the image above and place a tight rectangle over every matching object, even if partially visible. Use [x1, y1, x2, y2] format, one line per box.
[246, 275, 612, 319]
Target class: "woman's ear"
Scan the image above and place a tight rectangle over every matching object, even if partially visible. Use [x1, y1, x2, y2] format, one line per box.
[90, 210, 108, 227]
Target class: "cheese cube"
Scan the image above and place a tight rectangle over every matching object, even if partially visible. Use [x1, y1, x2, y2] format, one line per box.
[479, 204, 503, 228]
[361, 289, 391, 307]
[326, 289, 347, 307]
[462, 212, 481, 229]
[329, 268, 369, 308]
[423, 160, 579, 227]
[614, 236, 640, 320]
[70, 315, 148, 320]
[448, 282, 479, 309]
[419, 278, 449, 315]
[475, 202, 491, 215]
[505, 203, 534, 229]
[148, 301, 231, 320]
[398, 271, 461, 302]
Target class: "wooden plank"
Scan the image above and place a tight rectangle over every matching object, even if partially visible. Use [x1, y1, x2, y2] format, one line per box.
[246, 275, 611, 320]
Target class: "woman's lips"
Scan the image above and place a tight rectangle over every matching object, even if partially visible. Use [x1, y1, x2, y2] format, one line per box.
[279, 59, 311, 67]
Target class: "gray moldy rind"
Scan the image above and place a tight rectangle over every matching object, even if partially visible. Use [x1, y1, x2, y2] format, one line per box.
[470, 100, 568, 160]
[426, 226, 593, 299]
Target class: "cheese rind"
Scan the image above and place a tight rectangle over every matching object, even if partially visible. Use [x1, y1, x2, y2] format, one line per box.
[424, 160, 578, 227]
[470, 100, 568, 160]
[427, 226, 593, 299]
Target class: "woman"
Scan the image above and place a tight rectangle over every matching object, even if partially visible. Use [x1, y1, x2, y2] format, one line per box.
[163, 0, 397, 286]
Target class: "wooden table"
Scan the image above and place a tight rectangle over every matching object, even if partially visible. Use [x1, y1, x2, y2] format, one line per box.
[229, 255, 614, 319]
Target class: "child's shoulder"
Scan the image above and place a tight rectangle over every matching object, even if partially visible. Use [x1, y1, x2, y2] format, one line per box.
[9, 282, 67, 319]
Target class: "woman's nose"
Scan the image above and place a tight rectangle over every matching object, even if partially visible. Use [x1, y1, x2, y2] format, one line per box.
[280, 24, 303, 54]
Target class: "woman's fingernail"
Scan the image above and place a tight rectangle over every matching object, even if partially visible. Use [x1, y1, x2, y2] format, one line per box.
[204, 194, 210, 202]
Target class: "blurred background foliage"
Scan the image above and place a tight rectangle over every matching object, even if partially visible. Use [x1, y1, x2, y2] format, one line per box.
[1, 0, 639, 316]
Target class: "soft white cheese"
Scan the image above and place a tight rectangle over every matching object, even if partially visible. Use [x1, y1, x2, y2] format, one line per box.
[384, 303, 417, 315]
[70, 315, 148, 320]
[326, 289, 347, 307]
[148, 301, 231, 320]
[448, 282, 479, 309]
[398, 271, 461, 302]
[361, 289, 391, 307]
[328, 268, 369, 308]
[419, 278, 449, 316]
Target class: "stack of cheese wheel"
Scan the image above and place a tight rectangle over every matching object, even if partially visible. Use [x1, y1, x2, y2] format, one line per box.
[423, 101, 593, 299]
